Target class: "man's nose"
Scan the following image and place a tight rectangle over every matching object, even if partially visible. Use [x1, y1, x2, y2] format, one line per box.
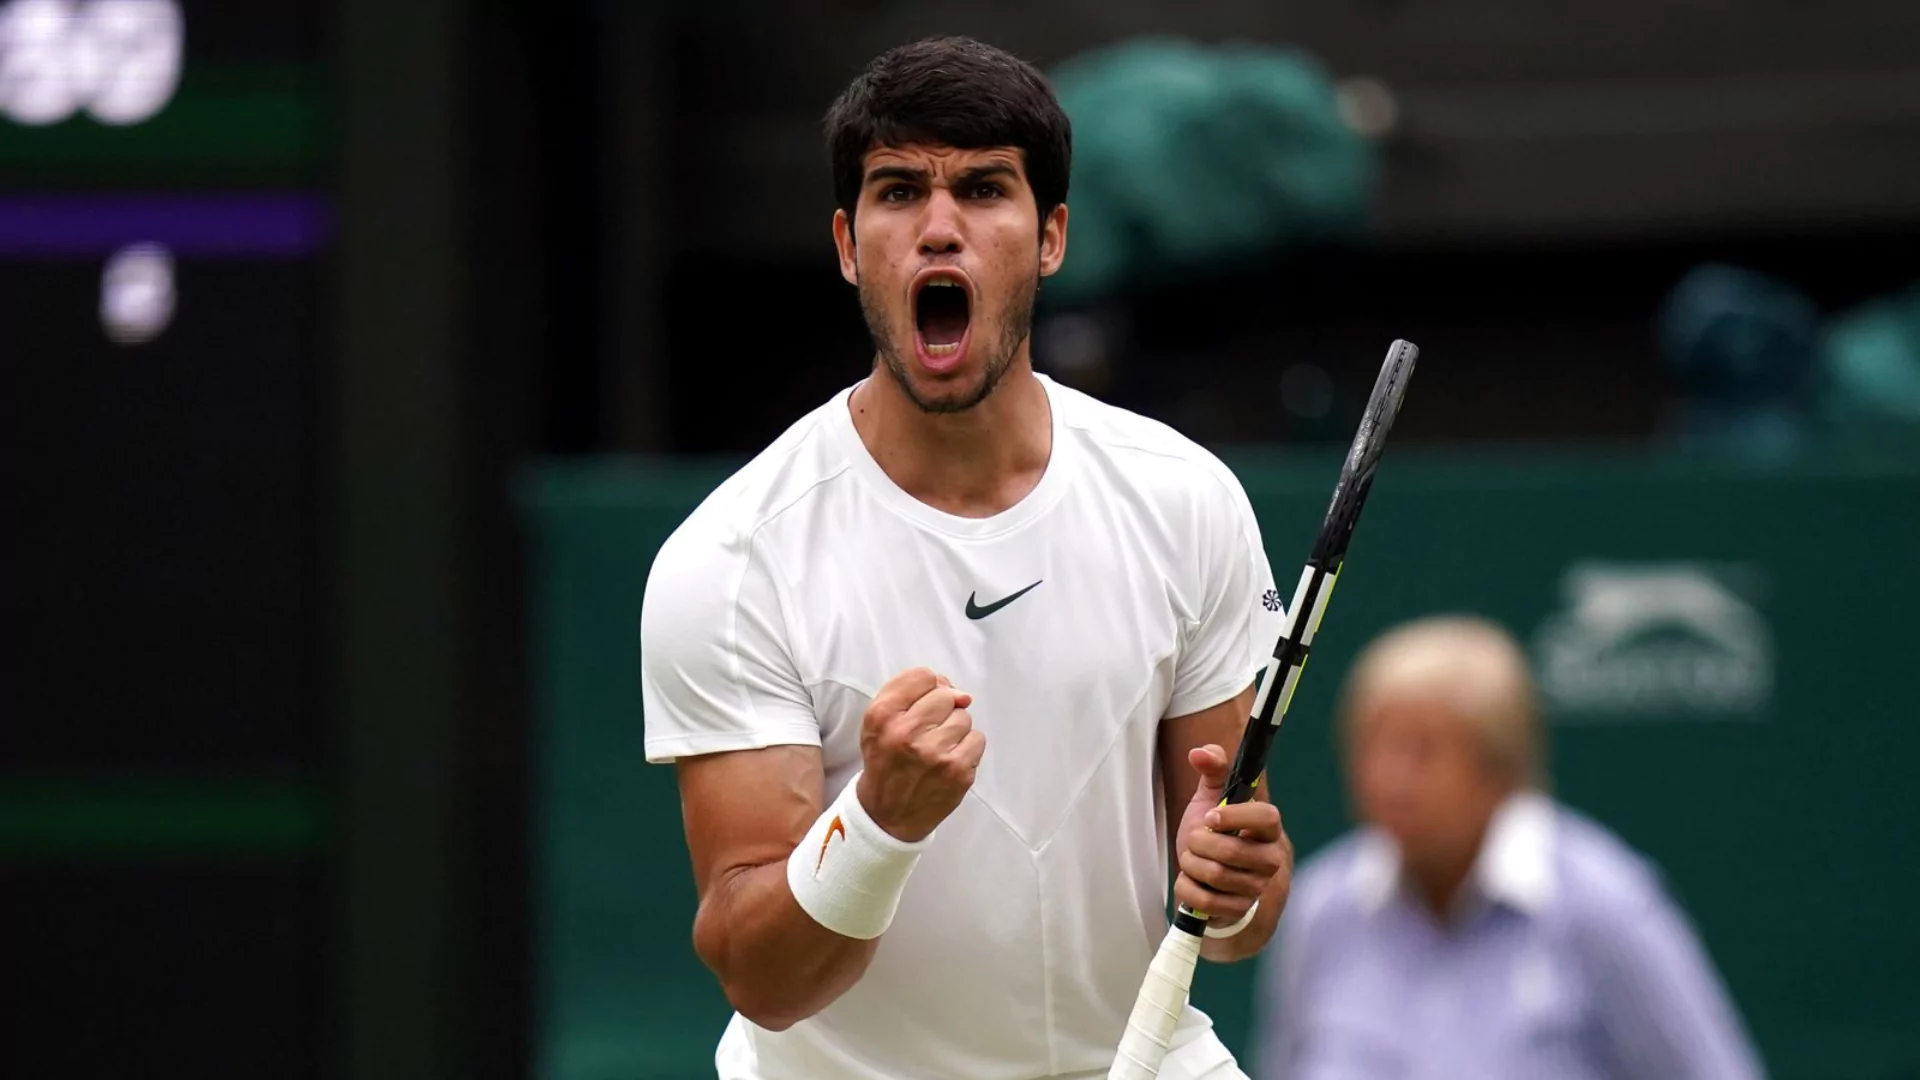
[917, 190, 964, 256]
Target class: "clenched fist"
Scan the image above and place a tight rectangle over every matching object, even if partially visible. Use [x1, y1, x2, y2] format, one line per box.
[856, 667, 986, 843]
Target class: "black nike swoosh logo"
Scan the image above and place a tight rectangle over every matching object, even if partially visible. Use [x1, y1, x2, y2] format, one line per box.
[965, 580, 1042, 620]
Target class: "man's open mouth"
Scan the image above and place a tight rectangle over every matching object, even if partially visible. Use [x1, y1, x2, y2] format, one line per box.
[914, 276, 971, 359]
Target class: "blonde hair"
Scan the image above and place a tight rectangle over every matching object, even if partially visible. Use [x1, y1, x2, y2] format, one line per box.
[1337, 614, 1545, 788]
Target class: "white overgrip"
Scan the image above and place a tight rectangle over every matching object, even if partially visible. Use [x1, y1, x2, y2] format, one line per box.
[1106, 925, 1204, 1080]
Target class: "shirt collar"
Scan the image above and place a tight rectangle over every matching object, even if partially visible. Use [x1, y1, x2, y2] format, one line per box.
[1348, 791, 1557, 918]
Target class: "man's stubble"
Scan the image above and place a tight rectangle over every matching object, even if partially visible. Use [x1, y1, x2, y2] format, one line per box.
[858, 262, 1040, 415]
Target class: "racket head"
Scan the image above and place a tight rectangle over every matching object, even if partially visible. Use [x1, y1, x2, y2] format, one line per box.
[1312, 338, 1420, 569]
[1211, 339, 1422, 801]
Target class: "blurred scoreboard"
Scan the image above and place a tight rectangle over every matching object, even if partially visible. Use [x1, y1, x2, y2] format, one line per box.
[0, 2, 329, 1075]
[0, 0, 327, 768]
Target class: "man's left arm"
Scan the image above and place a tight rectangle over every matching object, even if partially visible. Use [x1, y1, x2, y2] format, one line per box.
[1160, 686, 1294, 963]
[1160, 468, 1293, 962]
[1583, 880, 1767, 1079]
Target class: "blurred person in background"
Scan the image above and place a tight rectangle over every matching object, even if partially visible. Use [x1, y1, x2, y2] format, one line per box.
[1254, 615, 1763, 1080]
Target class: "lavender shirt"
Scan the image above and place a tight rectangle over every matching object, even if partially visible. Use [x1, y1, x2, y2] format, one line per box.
[1254, 793, 1765, 1080]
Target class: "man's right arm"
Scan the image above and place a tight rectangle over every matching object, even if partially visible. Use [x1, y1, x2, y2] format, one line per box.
[678, 745, 878, 1032]
[676, 666, 983, 1031]
[643, 525, 879, 1030]
[642, 525, 983, 1030]
[1582, 864, 1766, 1079]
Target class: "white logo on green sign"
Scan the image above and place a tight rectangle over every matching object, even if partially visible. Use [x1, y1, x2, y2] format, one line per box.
[1532, 562, 1772, 720]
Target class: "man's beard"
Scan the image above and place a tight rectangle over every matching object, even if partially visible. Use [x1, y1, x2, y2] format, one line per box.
[860, 271, 1038, 415]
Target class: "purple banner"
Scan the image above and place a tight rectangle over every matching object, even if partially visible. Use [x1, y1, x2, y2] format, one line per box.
[0, 194, 332, 257]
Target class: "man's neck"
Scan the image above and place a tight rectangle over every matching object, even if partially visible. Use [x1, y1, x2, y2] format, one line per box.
[1403, 788, 1515, 925]
[1407, 822, 1496, 924]
[1410, 858, 1476, 923]
[849, 355, 1052, 519]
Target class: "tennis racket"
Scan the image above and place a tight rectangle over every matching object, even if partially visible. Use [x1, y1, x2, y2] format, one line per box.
[1107, 338, 1421, 1080]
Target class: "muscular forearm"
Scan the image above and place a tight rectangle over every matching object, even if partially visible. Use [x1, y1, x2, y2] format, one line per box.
[676, 672, 977, 1032]
[1163, 692, 1294, 965]
[693, 859, 879, 1031]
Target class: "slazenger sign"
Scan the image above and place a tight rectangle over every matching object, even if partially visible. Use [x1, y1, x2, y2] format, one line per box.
[1530, 562, 1773, 720]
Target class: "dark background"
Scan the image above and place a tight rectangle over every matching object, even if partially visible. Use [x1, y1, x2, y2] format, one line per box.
[3, 0, 1917, 1076]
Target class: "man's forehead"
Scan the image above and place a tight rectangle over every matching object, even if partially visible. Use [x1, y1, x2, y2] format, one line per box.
[862, 143, 1026, 177]
[1353, 690, 1467, 733]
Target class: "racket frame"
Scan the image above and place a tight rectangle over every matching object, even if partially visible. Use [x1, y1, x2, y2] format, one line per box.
[1107, 338, 1420, 1079]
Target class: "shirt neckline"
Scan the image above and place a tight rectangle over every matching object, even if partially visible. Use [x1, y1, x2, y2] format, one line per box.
[828, 372, 1078, 540]
[1350, 791, 1558, 920]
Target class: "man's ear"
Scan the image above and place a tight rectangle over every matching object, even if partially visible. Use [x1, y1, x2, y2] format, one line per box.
[833, 208, 858, 285]
[1038, 202, 1068, 278]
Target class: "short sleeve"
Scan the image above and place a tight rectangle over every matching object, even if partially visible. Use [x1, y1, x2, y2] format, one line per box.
[1167, 469, 1284, 718]
[640, 521, 820, 764]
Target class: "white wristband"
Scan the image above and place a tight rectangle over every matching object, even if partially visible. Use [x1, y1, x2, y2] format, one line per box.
[1204, 900, 1260, 939]
[786, 772, 931, 940]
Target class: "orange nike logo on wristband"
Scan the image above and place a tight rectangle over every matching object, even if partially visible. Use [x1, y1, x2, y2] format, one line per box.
[815, 815, 847, 877]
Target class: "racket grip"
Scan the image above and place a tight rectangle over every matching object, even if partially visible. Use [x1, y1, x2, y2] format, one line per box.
[1106, 924, 1204, 1079]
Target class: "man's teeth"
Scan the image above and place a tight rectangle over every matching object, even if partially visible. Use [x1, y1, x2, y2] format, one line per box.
[925, 342, 960, 357]
[924, 278, 961, 288]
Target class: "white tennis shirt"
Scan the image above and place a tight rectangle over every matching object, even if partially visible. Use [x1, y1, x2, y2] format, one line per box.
[641, 373, 1284, 1080]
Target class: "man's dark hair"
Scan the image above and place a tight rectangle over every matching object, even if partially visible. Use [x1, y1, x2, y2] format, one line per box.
[825, 36, 1072, 227]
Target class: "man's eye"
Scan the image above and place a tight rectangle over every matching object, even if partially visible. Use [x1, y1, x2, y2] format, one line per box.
[882, 186, 915, 203]
[970, 183, 1003, 200]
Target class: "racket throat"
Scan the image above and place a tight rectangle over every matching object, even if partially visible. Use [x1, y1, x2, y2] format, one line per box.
[1172, 907, 1210, 936]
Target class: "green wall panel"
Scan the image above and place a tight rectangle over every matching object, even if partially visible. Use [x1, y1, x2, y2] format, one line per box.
[522, 450, 1920, 1080]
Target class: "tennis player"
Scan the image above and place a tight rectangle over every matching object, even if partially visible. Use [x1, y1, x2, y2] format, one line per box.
[641, 36, 1294, 1079]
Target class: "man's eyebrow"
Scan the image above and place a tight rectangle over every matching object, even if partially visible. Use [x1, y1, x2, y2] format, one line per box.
[864, 164, 927, 186]
[861, 163, 1022, 188]
[954, 164, 1019, 185]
